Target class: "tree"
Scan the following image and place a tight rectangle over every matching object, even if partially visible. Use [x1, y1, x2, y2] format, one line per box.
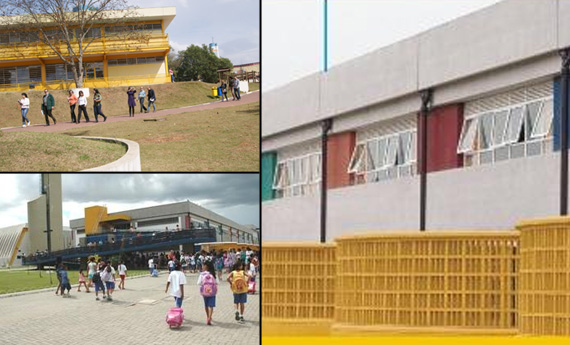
[176, 44, 233, 83]
[166, 46, 181, 71]
[0, 0, 152, 88]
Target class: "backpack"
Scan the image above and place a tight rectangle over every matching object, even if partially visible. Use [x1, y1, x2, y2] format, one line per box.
[92, 271, 101, 283]
[231, 271, 248, 294]
[200, 272, 217, 297]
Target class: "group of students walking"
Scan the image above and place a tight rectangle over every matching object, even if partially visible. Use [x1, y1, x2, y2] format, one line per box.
[16, 88, 107, 127]
[218, 76, 242, 102]
[66, 88, 107, 124]
[165, 257, 254, 326]
[126, 86, 157, 117]
[16, 85, 157, 127]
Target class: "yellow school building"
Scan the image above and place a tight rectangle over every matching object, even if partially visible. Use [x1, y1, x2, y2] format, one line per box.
[0, 6, 176, 91]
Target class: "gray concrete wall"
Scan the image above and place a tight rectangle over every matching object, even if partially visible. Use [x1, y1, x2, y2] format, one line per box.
[262, 194, 320, 242]
[262, 0, 565, 142]
[262, 153, 564, 242]
[418, 0, 558, 89]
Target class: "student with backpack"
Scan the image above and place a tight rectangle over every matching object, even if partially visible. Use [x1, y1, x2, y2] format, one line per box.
[227, 260, 251, 323]
[165, 261, 186, 308]
[93, 264, 107, 301]
[59, 265, 72, 297]
[198, 261, 218, 325]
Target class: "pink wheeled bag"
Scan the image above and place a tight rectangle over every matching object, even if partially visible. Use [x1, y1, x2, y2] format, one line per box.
[166, 307, 184, 328]
[248, 279, 256, 294]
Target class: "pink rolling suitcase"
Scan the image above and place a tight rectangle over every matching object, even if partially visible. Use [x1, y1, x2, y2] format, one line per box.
[248, 279, 256, 294]
[166, 307, 184, 328]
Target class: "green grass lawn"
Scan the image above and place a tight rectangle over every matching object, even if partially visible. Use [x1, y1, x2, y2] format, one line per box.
[0, 269, 149, 295]
[62, 101, 260, 171]
[0, 82, 259, 129]
[0, 131, 126, 171]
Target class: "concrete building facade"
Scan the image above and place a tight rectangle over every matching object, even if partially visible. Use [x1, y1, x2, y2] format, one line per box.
[262, 0, 570, 241]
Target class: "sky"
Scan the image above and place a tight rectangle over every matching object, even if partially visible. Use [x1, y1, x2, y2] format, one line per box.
[128, 0, 259, 65]
[262, 0, 503, 91]
[0, 174, 259, 229]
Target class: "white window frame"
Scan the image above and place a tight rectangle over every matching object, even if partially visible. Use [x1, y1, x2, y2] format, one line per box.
[457, 117, 479, 154]
[530, 98, 554, 139]
[348, 129, 417, 182]
[460, 96, 554, 166]
[272, 152, 322, 198]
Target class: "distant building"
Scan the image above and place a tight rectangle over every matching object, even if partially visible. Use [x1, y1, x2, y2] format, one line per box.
[70, 201, 258, 246]
[233, 62, 259, 74]
[0, 6, 176, 91]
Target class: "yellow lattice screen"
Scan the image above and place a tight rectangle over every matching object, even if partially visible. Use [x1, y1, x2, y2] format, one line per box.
[334, 232, 519, 332]
[262, 243, 336, 336]
[519, 217, 570, 335]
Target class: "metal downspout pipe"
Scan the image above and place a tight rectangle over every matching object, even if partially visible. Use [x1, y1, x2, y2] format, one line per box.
[321, 119, 333, 243]
[420, 89, 433, 231]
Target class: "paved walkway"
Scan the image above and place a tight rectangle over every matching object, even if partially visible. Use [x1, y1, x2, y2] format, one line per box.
[0, 271, 259, 345]
[2, 91, 259, 133]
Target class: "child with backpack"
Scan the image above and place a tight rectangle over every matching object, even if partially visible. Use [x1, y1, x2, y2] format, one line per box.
[198, 261, 218, 325]
[93, 264, 106, 301]
[165, 261, 186, 308]
[59, 265, 72, 297]
[227, 260, 251, 323]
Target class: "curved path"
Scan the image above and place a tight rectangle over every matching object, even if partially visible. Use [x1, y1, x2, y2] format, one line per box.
[2, 91, 259, 133]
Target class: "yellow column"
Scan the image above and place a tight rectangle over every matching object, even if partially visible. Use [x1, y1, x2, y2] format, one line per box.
[164, 51, 169, 80]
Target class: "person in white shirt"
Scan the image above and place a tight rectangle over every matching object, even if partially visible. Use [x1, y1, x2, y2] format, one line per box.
[165, 261, 187, 308]
[77, 90, 90, 123]
[118, 261, 127, 290]
[148, 257, 155, 275]
[18, 93, 30, 127]
[101, 263, 116, 301]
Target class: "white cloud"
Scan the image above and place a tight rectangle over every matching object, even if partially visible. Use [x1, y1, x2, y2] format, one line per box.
[169, 40, 188, 53]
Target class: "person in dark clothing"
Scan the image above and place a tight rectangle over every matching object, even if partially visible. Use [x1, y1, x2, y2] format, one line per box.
[92, 88, 107, 122]
[220, 80, 228, 102]
[127, 86, 136, 117]
[41, 89, 57, 126]
[147, 87, 156, 112]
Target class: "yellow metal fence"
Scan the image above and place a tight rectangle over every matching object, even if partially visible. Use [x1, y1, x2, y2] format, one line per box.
[263, 217, 570, 337]
[262, 243, 336, 336]
[519, 217, 570, 335]
[335, 232, 519, 333]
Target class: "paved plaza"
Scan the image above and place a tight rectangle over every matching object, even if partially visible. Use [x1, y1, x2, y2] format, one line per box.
[0, 271, 259, 344]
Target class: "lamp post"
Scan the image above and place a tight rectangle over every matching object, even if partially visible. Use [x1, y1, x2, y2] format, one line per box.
[560, 49, 570, 216]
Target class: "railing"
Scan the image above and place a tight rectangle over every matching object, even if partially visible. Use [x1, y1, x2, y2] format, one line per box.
[0, 33, 170, 61]
[23, 228, 217, 265]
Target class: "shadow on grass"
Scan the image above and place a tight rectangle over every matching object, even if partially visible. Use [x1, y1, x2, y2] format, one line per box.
[236, 108, 259, 115]
[62, 131, 92, 137]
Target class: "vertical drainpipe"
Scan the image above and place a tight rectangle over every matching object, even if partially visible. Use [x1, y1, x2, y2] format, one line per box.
[560, 49, 570, 216]
[321, 119, 333, 243]
[419, 89, 433, 231]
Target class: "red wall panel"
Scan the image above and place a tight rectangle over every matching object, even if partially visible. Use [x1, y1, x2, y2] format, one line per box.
[418, 104, 464, 173]
[327, 132, 356, 189]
